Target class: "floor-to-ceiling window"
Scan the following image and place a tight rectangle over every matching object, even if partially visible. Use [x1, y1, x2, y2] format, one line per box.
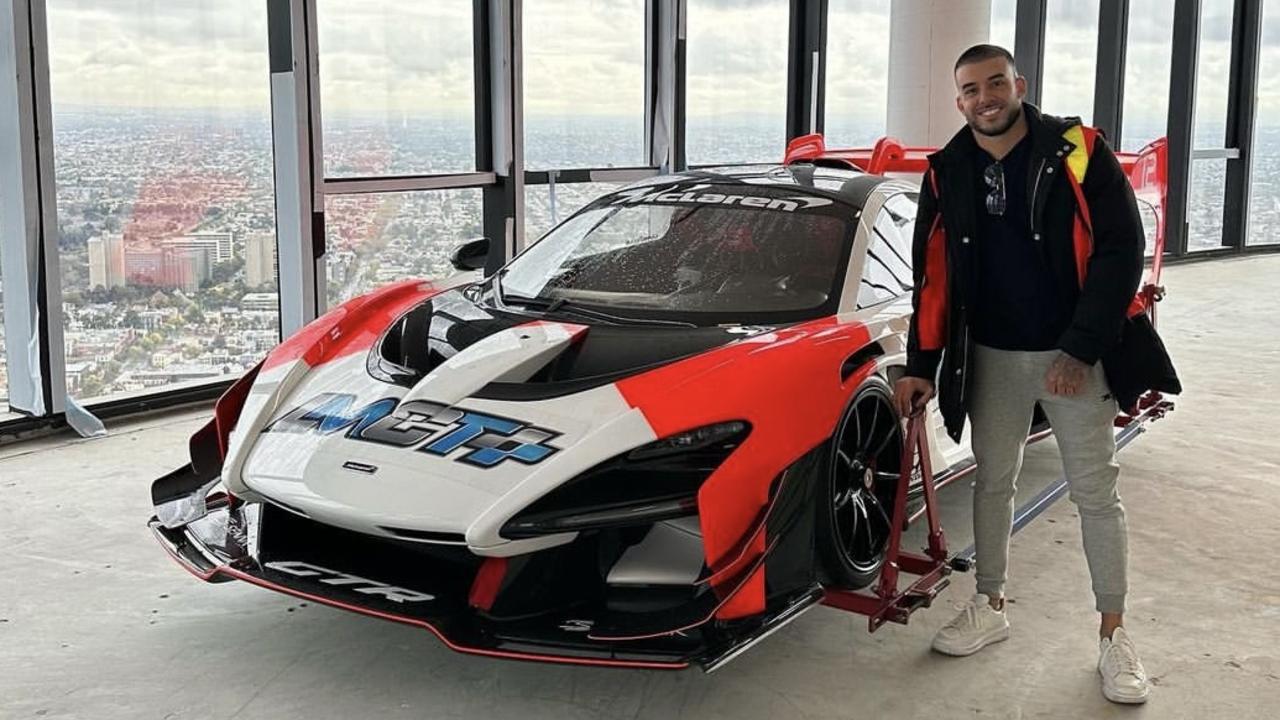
[1187, 0, 1236, 252]
[317, 0, 483, 306]
[1121, 0, 1175, 152]
[47, 0, 278, 402]
[1040, 0, 1100, 122]
[1249, 0, 1280, 246]
[324, 190, 483, 306]
[319, 1, 475, 178]
[524, 181, 624, 243]
[686, 0, 789, 164]
[989, 0, 1017, 54]
[523, 1, 644, 172]
[522, 0, 645, 239]
[824, 0, 892, 148]
[0, 233, 7, 414]
[1121, 0, 1176, 256]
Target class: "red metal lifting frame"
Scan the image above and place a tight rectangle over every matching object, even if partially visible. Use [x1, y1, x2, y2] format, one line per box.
[821, 413, 954, 632]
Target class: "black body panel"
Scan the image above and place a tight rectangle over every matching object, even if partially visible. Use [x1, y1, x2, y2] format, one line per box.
[369, 287, 752, 398]
[150, 493, 824, 670]
[763, 441, 826, 600]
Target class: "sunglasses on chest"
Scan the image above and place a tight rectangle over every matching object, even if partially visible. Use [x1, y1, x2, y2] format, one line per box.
[983, 161, 1006, 217]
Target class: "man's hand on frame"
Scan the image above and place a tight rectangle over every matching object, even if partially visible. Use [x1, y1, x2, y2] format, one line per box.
[894, 376, 936, 418]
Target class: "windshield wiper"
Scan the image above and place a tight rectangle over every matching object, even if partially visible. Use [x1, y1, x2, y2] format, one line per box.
[501, 294, 696, 328]
[502, 294, 569, 313]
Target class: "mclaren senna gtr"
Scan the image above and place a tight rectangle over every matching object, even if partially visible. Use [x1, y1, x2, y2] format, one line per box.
[149, 143, 1168, 671]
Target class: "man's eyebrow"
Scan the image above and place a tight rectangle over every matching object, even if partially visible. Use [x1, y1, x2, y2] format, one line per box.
[988, 74, 1006, 82]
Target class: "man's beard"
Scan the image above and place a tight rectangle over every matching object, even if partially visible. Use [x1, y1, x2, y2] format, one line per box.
[969, 103, 1023, 137]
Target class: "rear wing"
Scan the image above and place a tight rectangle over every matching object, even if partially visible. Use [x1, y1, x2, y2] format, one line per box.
[1114, 138, 1168, 295]
[784, 133, 1169, 313]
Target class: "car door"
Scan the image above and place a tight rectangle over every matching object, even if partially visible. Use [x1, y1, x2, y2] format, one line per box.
[848, 185, 975, 474]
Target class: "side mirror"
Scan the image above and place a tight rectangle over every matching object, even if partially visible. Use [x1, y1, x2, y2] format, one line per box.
[451, 237, 490, 272]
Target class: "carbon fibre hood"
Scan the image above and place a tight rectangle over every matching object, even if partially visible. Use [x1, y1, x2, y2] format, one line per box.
[373, 286, 757, 396]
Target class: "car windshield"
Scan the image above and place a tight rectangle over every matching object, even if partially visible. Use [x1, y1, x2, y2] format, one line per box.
[498, 183, 854, 325]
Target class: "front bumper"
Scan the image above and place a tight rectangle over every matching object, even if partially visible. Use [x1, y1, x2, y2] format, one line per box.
[149, 492, 821, 671]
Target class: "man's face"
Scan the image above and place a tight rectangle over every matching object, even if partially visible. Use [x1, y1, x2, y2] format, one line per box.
[954, 57, 1027, 137]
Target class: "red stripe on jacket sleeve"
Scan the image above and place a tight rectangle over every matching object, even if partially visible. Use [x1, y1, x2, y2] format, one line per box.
[917, 220, 948, 350]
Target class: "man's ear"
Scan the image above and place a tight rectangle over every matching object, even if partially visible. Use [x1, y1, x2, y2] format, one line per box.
[955, 94, 964, 113]
[1015, 74, 1028, 100]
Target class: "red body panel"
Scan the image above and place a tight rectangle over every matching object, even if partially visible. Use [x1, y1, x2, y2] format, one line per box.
[262, 279, 442, 372]
[784, 134, 932, 175]
[468, 557, 509, 611]
[617, 317, 875, 618]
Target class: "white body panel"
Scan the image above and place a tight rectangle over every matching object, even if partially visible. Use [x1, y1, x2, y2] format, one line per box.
[399, 321, 588, 406]
[229, 339, 660, 557]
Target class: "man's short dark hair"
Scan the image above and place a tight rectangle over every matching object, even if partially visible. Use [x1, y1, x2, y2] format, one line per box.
[955, 44, 1017, 73]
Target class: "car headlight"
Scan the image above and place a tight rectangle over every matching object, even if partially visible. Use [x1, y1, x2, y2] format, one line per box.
[625, 421, 749, 460]
[500, 421, 751, 539]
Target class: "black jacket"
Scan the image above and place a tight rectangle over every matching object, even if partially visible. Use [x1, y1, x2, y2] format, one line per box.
[905, 104, 1179, 442]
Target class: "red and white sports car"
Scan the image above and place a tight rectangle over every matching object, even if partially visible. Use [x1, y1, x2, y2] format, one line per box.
[150, 138, 1169, 671]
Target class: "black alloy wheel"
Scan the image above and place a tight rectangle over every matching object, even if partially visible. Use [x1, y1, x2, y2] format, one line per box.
[815, 378, 905, 589]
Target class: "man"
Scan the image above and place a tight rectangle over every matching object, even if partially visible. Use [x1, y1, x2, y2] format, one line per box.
[892, 45, 1150, 704]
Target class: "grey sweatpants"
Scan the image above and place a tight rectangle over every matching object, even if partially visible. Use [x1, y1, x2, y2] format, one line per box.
[969, 343, 1129, 614]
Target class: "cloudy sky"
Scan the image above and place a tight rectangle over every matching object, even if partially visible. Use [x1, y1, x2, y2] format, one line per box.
[43, 0, 1279, 145]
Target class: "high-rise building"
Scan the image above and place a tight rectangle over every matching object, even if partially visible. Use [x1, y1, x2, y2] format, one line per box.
[239, 292, 278, 313]
[87, 233, 126, 289]
[177, 232, 234, 263]
[245, 233, 278, 288]
[161, 237, 216, 289]
[126, 246, 207, 292]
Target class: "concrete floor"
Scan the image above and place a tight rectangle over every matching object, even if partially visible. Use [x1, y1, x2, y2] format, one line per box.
[2, 255, 1278, 720]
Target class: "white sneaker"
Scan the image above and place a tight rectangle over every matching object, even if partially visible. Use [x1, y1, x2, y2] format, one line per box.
[1098, 627, 1151, 704]
[931, 593, 1011, 656]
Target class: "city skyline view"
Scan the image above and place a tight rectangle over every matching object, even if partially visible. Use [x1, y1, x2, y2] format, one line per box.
[2, 0, 1277, 411]
[1, 106, 1276, 409]
[38, 1, 1277, 123]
